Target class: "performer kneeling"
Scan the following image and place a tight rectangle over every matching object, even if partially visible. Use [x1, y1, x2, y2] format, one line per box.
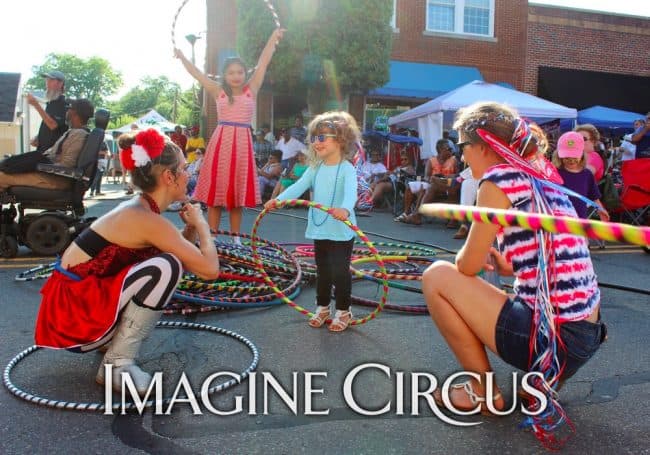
[422, 102, 606, 425]
[35, 129, 219, 394]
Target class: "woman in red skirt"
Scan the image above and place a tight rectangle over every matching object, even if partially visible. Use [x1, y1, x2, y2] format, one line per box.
[35, 129, 220, 395]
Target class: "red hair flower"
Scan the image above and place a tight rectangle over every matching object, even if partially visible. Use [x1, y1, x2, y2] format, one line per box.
[120, 128, 166, 171]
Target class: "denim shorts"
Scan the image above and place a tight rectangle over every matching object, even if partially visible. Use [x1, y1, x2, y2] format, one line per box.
[495, 297, 606, 379]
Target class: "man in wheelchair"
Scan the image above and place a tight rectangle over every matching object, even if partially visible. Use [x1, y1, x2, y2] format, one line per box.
[0, 100, 109, 258]
[0, 99, 94, 191]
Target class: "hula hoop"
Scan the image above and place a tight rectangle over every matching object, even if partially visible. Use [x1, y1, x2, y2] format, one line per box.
[15, 263, 54, 282]
[3, 321, 259, 413]
[420, 203, 650, 247]
[251, 199, 390, 326]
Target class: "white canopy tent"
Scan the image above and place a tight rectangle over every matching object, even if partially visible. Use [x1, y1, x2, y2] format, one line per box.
[113, 109, 180, 133]
[388, 80, 577, 159]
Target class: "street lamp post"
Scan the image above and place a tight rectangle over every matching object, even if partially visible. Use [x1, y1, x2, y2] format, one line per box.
[185, 33, 205, 135]
[185, 33, 201, 65]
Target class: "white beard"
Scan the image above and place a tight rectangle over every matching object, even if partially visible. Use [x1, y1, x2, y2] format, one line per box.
[45, 88, 63, 102]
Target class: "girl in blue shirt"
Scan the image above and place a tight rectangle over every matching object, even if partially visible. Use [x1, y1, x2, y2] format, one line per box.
[265, 111, 359, 332]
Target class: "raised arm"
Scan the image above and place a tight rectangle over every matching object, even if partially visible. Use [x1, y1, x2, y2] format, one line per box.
[174, 48, 222, 99]
[247, 28, 285, 94]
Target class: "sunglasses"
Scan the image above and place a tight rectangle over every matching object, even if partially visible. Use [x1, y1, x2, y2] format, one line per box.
[457, 141, 471, 152]
[310, 134, 337, 143]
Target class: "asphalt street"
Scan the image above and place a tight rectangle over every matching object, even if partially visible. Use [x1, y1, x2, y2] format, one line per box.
[1, 182, 649, 454]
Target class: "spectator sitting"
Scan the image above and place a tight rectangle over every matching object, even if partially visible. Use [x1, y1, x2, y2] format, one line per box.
[289, 114, 307, 144]
[359, 150, 388, 184]
[271, 150, 308, 199]
[276, 128, 305, 170]
[394, 139, 459, 225]
[187, 148, 204, 195]
[575, 124, 605, 182]
[630, 112, 650, 159]
[258, 150, 283, 198]
[170, 125, 188, 153]
[253, 129, 273, 166]
[185, 125, 205, 163]
[617, 119, 645, 161]
[168, 148, 205, 212]
[370, 152, 416, 208]
[0, 98, 94, 192]
[262, 124, 276, 144]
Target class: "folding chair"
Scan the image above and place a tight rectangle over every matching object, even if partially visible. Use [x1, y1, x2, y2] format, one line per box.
[614, 158, 650, 227]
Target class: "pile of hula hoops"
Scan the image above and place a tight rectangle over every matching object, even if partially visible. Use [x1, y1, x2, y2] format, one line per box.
[164, 229, 440, 315]
[14, 231, 441, 317]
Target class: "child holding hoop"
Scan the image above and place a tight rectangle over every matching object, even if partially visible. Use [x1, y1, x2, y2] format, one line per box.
[174, 28, 284, 242]
[265, 112, 360, 332]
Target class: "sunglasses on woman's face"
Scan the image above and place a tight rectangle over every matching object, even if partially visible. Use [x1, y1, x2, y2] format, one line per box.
[310, 134, 337, 143]
[457, 141, 471, 153]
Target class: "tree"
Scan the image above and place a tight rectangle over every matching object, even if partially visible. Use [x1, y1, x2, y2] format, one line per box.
[237, 0, 393, 112]
[26, 53, 122, 107]
[109, 76, 200, 129]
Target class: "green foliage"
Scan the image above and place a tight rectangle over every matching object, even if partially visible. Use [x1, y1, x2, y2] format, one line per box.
[108, 76, 201, 129]
[26, 53, 122, 107]
[237, 0, 393, 97]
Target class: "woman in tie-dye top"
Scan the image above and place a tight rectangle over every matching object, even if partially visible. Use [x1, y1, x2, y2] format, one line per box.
[422, 102, 606, 423]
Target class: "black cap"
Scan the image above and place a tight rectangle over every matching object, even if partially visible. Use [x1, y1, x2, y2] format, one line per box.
[68, 98, 94, 123]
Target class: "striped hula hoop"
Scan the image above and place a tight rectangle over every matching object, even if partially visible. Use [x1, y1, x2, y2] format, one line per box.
[4, 321, 259, 412]
[251, 199, 390, 326]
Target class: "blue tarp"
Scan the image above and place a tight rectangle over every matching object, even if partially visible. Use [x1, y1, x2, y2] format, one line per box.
[560, 105, 644, 135]
[363, 130, 423, 146]
[368, 61, 483, 100]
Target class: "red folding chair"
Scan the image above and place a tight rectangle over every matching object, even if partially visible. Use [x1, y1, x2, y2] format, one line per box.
[614, 158, 650, 227]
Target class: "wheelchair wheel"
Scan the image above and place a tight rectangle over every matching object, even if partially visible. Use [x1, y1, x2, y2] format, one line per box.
[0, 235, 18, 258]
[25, 215, 71, 256]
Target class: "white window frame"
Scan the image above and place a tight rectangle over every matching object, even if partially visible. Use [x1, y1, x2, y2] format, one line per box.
[425, 0, 495, 38]
[390, 0, 398, 30]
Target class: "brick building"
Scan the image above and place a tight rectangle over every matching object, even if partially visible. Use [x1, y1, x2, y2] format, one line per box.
[204, 0, 649, 136]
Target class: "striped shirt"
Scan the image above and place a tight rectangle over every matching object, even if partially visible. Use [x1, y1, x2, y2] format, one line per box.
[480, 164, 600, 322]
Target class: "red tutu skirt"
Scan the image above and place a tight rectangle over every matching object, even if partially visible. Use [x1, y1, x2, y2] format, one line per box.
[35, 268, 131, 350]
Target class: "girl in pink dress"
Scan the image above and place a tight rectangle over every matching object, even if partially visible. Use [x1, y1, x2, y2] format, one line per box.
[175, 28, 285, 240]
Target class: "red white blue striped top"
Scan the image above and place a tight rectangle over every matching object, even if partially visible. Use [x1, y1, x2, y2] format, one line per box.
[481, 164, 600, 322]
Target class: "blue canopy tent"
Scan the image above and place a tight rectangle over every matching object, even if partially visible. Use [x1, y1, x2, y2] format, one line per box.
[363, 130, 423, 170]
[560, 105, 644, 136]
[363, 130, 423, 145]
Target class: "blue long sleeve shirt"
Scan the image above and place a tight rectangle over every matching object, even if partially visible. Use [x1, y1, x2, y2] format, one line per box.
[276, 160, 358, 241]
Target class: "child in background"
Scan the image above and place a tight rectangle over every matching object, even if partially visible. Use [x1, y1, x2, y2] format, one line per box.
[271, 149, 308, 199]
[265, 111, 359, 332]
[553, 131, 609, 222]
[258, 150, 283, 196]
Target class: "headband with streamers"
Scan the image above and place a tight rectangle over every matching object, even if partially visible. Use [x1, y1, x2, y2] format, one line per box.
[476, 125, 563, 184]
[120, 129, 166, 171]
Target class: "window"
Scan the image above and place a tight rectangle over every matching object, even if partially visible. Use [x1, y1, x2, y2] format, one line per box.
[390, 0, 398, 29]
[426, 0, 494, 37]
[427, 0, 455, 32]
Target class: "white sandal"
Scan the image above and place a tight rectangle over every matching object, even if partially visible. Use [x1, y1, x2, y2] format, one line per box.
[328, 310, 352, 332]
[308, 306, 330, 328]
[434, 381, 503, 416]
